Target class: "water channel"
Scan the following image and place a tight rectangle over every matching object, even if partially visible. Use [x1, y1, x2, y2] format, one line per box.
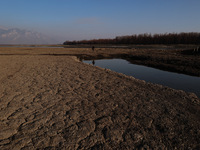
[83, 59, 200, 97]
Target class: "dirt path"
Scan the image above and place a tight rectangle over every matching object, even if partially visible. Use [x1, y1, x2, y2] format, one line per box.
[0, 48, 200, 149]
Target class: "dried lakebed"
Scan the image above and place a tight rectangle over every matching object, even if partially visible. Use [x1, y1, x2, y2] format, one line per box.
[83, 59, 200, 97]
[0, 47, 200, 149]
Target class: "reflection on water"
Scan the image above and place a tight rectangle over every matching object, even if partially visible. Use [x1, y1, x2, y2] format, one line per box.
[84, 59, 200, 97]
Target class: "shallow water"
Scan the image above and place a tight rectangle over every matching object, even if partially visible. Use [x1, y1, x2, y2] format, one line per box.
[84, 59, 200, 97]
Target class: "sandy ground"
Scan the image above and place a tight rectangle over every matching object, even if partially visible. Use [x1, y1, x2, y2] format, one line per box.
[0, 48, 200, 149]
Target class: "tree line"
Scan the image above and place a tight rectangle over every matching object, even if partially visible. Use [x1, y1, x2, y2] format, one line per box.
[63, 32, 200, 45]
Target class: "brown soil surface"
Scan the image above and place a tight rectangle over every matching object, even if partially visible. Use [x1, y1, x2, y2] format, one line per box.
[0, 47, 200, 149]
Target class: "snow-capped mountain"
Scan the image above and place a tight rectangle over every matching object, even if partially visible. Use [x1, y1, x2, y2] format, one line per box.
[0, 26, 56, 44]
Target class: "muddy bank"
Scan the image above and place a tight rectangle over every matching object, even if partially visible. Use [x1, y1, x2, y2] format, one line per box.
[0, 47, 200, 149]
[125, 49, 200, 77]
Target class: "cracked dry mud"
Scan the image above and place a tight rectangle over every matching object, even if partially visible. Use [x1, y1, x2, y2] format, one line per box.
[0, 54, 200, 149]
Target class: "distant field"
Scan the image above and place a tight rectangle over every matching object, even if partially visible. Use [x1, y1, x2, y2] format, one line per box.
[0, 46, 199, 77]
[0, 44, 198, 49]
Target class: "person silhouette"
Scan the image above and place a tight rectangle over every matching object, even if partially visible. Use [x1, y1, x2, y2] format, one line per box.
[92, 46, 95, 51]
[92, 60, 95, 65]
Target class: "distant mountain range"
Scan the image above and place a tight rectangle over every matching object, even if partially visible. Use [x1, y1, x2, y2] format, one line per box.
[0, 26, 57, 44]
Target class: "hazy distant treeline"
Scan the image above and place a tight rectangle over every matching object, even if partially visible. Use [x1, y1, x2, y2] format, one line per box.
[63, 32, 200, 45]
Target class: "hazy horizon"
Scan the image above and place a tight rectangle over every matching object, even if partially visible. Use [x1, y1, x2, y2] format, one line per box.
[1, 0, 200, 43]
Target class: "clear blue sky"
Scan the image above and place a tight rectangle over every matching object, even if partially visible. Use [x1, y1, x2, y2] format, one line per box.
[0, 0, 200, 42]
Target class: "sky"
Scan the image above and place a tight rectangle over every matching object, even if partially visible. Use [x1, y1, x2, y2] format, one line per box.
[0, 0, 200, 43]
